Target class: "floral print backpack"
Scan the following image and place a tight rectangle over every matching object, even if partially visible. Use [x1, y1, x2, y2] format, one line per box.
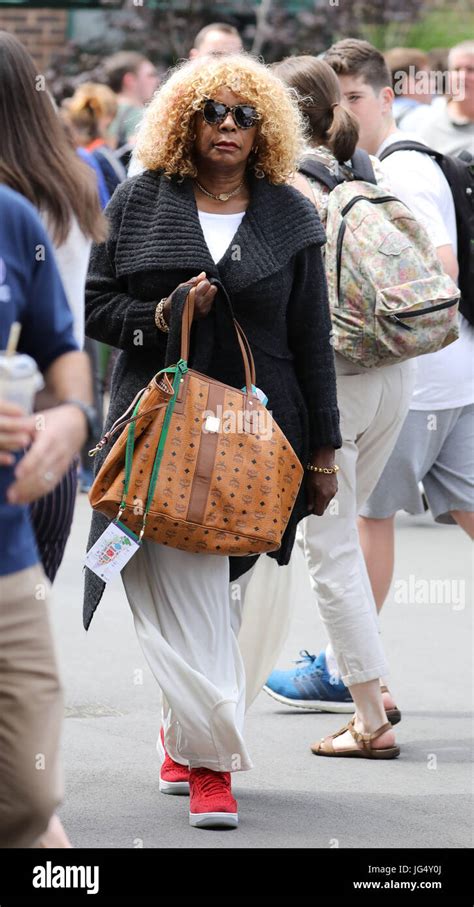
[300, 149, 460, 368]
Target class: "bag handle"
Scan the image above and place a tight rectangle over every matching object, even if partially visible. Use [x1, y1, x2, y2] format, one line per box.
[180, 285, 196, 361]
[118, 360, 188, 536]
[179, 284, 256, 394]
[88, 399, 170, 456]
[89, 374, 174, 456]
[234, 321, 256, 388]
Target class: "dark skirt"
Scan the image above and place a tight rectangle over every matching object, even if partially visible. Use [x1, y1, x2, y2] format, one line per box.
[30, 459, 78, 583]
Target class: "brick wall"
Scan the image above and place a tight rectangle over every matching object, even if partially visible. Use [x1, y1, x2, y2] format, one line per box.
[0, 8, 68, 72]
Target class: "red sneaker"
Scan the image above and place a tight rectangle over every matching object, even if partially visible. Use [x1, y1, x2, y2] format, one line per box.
[156, 728, 190, 795]
[189, 768, 238, 828]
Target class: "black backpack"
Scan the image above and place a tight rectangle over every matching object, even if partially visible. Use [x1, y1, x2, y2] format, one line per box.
[379, 141, 474, 326]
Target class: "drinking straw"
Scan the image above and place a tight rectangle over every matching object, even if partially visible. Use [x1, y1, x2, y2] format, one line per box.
[6, 322, 21, 356]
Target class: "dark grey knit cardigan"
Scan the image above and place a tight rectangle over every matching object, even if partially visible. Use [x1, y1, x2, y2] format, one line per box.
[83, 168, 342, 630]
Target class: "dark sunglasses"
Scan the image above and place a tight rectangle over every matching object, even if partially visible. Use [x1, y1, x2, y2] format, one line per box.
[201, 98, 259, 129]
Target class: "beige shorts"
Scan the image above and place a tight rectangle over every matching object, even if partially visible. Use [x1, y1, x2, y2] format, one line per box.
[0, 564, 64, 847]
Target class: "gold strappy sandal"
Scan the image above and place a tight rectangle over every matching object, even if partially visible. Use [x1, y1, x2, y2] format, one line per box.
[311, 716, 400, 759]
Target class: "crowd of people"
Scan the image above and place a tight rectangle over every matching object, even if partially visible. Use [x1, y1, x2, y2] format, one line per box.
[0, 20, 472, 842]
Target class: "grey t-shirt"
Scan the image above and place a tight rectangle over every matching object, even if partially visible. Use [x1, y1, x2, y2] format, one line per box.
[418, 99, 474, 157]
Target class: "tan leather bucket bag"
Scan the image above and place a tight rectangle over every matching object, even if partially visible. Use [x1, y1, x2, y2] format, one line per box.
[89, 286, 303, 556]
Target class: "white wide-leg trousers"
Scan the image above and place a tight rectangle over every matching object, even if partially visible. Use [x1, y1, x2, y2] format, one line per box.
[121, 539, 299, 772]
[122, 543, 253, 772]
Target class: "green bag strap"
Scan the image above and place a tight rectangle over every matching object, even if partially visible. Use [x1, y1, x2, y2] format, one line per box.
[117, 359, 188, 539]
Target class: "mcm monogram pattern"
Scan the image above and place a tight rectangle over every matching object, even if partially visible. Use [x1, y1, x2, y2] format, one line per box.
[90, 369, 303, 556]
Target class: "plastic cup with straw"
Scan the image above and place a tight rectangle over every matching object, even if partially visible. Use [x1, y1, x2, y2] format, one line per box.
[0, 321, 43, 413]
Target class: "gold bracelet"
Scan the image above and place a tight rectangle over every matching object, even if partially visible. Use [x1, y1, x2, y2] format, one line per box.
[155, 298, 170, 333]
[306, 463, 339, 475]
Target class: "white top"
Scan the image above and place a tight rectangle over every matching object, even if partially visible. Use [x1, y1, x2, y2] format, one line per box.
[377, 131, 457, 253]
[377, 130, 474, 410]
[128, 151, 144, 178]
[410, 315, 474, 411]
[41, 213, 91, 349]
[198, 210, 245, 264]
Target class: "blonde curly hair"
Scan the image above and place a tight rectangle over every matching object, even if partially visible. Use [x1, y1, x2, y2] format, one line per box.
[134, 53, 307, 184]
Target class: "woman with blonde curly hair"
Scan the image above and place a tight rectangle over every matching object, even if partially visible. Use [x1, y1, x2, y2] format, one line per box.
[84, 53, 341, 830]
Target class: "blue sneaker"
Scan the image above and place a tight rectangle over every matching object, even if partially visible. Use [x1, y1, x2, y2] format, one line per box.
[263, 650, 354, 713]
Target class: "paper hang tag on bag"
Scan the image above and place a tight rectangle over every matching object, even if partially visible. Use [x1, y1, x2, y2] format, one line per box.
[85, 519, 140, 582]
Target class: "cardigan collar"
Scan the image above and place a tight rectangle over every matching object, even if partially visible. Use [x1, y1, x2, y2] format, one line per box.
[115, 168, 326, 292]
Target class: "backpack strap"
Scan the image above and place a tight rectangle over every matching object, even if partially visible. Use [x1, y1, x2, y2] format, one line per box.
[379, 140, 445, 166]
[298, 157, 341, 191]
[115, 142, 134, 171]
[300, 149, 377, 190]
[350, 149, 377, 184]
[95, 145, 127, 182]
[458, 149, 474, 165]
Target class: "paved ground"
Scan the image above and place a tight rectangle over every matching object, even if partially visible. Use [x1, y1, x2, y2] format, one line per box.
[52, 496, 472, 849]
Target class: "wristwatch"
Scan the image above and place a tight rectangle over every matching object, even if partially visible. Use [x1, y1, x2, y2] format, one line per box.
[59, 398, 101, 445]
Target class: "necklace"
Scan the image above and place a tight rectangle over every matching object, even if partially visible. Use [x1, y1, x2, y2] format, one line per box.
[195, 178, 245, 202]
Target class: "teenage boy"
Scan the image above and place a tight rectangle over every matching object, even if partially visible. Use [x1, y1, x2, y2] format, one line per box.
[324, 39, 473, 612]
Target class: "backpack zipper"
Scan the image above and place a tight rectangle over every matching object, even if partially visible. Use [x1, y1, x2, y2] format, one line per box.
[386, 297, 458, 330]
[340, 194, 401, 217]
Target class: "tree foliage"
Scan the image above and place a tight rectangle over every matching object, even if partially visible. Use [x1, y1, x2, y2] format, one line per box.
[45, 0, 471, 102]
